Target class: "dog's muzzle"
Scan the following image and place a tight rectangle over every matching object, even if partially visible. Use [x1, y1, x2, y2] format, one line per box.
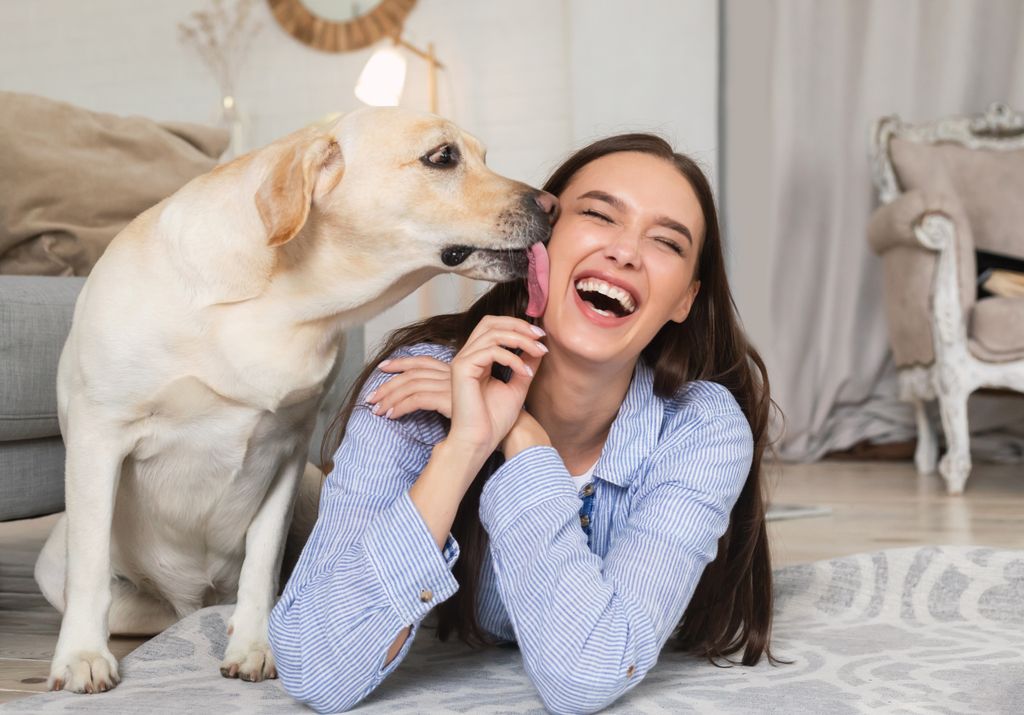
[441, 245, 476, 266]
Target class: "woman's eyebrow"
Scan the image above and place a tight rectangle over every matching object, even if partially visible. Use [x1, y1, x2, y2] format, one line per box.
[578, 190, 693, 245]
[577, 190, 626, 211]
[654, 216, 693, 245]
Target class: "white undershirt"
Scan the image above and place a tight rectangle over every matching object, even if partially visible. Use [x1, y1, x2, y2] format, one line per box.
[569, 461, 597, 493]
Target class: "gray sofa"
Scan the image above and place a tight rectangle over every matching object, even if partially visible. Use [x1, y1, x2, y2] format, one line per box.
[0, 276, 84, 520]
[0, 275, 363, 522]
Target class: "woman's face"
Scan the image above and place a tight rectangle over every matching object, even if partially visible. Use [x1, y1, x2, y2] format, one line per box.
[539, 151, 703, 368]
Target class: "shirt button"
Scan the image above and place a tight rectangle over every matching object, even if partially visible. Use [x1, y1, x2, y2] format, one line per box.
[581, 483, 594, 497]
[626, 664, 636, 678]
[580, 515, 590, 528]
[419, 588, 433, 602]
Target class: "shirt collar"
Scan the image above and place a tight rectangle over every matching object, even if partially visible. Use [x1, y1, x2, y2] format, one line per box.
[592, 358, 663, 488]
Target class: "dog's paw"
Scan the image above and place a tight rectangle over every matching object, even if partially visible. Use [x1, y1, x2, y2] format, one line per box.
[48, 649, 120, 694]
[220, 641, 277, 683]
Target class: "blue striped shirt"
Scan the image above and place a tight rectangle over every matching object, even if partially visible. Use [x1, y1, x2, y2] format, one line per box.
[268, 341, 754, 714]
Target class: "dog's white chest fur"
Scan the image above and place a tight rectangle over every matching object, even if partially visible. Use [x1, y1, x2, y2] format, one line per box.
[114, 383, 316, 610]
[65, 271, 343, 612]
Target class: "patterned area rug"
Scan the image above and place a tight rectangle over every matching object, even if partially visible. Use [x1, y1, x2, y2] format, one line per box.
[4, 545, 1021, 714]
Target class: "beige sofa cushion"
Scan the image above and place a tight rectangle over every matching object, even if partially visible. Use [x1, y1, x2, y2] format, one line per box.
[969, 296, 1024, 362]
[0, 92, 229, 276]
[889, 137, 1024, 259]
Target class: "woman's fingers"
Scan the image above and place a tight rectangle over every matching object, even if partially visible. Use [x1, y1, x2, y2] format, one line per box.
[365, 356, 455, 419]
[461, 330, 549, 365]
[368, 359, 450, 403]
[370, 379, 452, 419]
[369, 367, 448, 401]
[463, 315, 545, 353]
[458, 343, 536, 379]
[384, 386, 452, 420]
[519, 345, 545, 376]
[377, 356, 449, 374]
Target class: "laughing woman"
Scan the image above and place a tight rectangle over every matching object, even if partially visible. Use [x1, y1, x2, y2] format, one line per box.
[268, 134, 776, 714]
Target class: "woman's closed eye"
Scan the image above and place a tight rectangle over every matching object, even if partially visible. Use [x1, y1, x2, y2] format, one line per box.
[582, 209, 613, 222]
[654, 237, 684, 255]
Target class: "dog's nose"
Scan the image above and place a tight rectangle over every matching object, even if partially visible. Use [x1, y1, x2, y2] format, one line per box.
[534, 191, 559, 224]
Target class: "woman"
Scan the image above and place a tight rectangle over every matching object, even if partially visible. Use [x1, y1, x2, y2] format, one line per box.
[268, 134, 777, 714]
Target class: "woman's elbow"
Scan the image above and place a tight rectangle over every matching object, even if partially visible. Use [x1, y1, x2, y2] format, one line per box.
[272, 651, 369, 715]
[531, 664, 633, 715]
[268, 608, 372, 714]
[282, 682, 366, 715]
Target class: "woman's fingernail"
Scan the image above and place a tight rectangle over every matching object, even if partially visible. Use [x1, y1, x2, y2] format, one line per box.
[524, 364, 534, 377]
[536, 341, 548, 353]
[367, 389, 378, 403]
[385, 407, 394, 419]
[372, 403, 383, 414]
[530, 325, 546, 337]
[378, 359, 391, 368]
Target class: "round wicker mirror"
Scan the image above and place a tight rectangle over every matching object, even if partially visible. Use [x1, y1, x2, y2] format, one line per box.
[268, 0, 417, 53]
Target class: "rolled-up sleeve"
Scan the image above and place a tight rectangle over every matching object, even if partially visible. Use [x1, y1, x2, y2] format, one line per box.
[478, 404, 753, 715]
[268, 363, 459, 714]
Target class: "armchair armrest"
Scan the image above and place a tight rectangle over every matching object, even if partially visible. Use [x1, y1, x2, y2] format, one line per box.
[866, 190, 978, 368]
[867, 189, 974, 255]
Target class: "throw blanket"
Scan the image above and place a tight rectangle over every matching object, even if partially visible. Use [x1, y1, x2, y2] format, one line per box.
[0, 92, 229, 276]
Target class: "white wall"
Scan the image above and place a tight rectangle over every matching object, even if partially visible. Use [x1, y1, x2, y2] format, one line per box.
[567, 0, 719, 184]
[0, 0, 718, 360]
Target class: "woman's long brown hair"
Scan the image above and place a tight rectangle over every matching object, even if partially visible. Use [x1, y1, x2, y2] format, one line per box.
[321, 134, 780, 666]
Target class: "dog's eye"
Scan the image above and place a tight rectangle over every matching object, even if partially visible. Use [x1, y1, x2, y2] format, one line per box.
[422, 144, 459, 168]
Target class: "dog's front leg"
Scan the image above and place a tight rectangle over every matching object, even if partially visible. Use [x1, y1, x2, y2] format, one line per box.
[221, 448, 306, 682]
[48, 413, 126, 693]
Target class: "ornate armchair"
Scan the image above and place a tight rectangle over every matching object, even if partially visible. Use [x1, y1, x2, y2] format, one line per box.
[867, 103, 1024, 494]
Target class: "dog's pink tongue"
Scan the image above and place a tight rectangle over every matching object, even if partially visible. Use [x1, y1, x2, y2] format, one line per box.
[525, 242, 549, 318]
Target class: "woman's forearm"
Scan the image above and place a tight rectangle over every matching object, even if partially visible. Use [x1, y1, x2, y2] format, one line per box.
[380, 438, 490, 669]
[408, 437, 492, 550]
[270, 403, 473, 711]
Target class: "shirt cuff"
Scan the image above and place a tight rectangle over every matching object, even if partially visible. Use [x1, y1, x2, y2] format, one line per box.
[479, 445, 579, 539]
[362, 489, 461, 625]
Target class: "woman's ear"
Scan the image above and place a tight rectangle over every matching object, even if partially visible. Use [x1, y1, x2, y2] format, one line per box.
[670, 280, 701, 323]
[255, 135, 344, 247]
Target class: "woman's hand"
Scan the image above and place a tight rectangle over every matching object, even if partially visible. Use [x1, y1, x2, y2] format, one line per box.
[499, 409, 552, 460]
[445, 316, 548, 457]
[367, 356, 453, 420]
[367, 348, 553, 461]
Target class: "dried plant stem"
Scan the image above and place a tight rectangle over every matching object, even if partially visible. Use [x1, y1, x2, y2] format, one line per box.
[178, 0, 263, 99]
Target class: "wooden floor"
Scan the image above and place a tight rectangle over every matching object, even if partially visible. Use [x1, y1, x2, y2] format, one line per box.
[1, 459, 1022, 705]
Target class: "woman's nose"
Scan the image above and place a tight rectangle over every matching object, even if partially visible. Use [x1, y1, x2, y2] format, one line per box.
[604, 230, 641, 267]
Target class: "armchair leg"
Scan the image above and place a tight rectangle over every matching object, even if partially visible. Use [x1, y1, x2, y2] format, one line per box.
[936, 390, 971, 495]
[913, 399, 938, 475]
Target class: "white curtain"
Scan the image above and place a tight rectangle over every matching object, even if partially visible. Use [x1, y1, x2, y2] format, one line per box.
[723, 0, 1024, 460]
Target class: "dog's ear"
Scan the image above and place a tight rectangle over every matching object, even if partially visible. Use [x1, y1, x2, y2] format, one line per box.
[256, 135, 345, 248]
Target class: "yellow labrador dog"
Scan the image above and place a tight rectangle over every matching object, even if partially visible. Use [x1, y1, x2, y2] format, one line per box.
[35, 107, 555, 693]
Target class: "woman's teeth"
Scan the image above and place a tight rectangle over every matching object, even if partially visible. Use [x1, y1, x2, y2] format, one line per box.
[574, 278, 637, 315]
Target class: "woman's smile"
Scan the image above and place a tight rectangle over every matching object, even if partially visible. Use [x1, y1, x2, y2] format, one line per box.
[570, 272, 640, 328]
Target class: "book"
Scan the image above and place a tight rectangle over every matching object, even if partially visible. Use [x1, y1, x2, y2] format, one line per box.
[980, 268, 1024, 298]
[976, 249, 1024, 299]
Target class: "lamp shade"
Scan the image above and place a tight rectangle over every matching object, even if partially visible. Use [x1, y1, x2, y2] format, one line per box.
[354, 45, 407, 107]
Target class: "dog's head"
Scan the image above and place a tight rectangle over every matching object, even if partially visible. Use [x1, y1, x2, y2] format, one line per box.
[255, 107, 555, 284]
